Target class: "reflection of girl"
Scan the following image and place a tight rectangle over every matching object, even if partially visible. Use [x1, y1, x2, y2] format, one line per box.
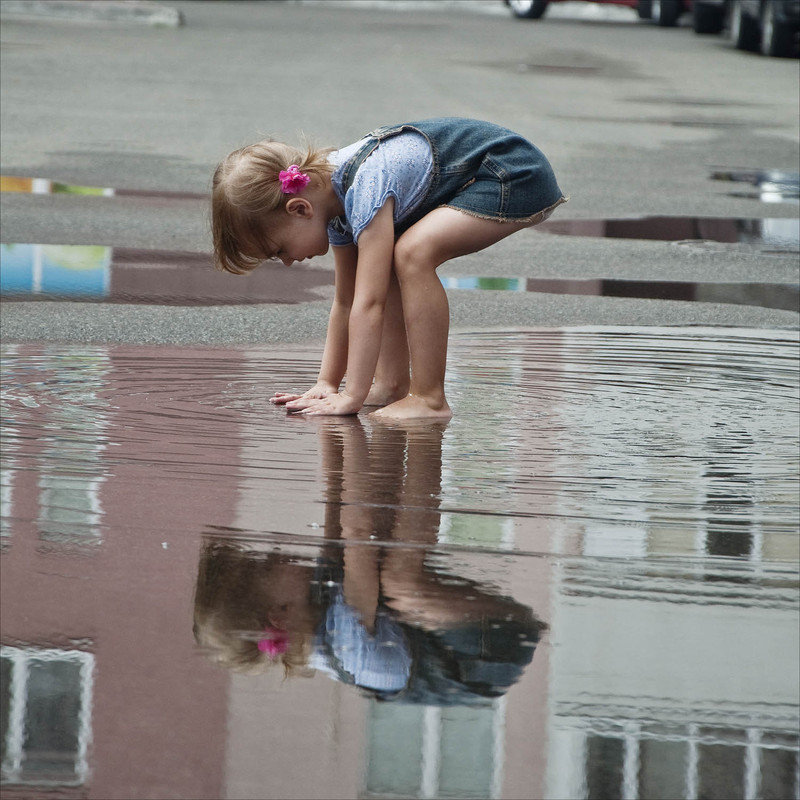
[193, 420, 547, 701]
[193, 541, 545, 703]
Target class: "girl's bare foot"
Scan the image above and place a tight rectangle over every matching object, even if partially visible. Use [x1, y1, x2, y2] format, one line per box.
[369, 394, 452, 421]
[363, 383, 410, 407]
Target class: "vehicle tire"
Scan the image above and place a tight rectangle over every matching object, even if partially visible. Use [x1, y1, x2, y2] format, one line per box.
[637, 0, 653, 19]
[651, 0, 683, 26]
[693, 1, 725, 34]
[729, 0, 760, 50]
[508, 0, 549, 18]
[760, 0, 796, 57]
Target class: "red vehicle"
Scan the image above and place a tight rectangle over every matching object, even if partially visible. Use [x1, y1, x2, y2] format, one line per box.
[506, 0, 692, 27]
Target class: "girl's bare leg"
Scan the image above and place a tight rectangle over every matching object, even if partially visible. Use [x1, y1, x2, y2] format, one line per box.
[372, 207, 536, 420]
[364, 270, 411, 406]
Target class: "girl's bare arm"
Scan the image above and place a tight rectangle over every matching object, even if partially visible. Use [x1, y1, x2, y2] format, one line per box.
[271, 244, 358, 405]
[289, 200, 396, 415]
[317, 244, 358, 388]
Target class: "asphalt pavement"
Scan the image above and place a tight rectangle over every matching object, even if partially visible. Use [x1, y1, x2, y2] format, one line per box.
[1, 0, 798, 345]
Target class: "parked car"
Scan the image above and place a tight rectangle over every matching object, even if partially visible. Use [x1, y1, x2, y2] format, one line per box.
[729, 0, 799, 57]
[691, 0, 728, 32]
[505, 0, 798, 56]
[505, 0, 692, 25]
[507, 0, 638, 18]
[643, 0, 693, 25]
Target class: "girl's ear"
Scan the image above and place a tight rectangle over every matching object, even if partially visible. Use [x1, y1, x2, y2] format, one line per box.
[285, 198, 313, 218]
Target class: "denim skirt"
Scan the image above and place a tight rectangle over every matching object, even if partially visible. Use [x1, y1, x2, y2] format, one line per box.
[338, 117, 567, 234]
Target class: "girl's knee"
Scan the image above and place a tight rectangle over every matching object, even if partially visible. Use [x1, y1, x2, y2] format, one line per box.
[393, 234, 439, 280]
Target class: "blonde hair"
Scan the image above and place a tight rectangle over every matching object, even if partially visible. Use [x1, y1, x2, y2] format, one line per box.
[193, 540, 320, 677]
[211, 138, 335, 275]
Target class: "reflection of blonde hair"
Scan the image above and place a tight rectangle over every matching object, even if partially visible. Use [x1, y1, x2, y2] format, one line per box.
[193, 541, 319, 677]
[211, 138, 335, 275]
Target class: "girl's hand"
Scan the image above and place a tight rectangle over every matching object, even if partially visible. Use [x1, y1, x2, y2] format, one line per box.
[270, 382, 336, 406]
[290, 392, 362, 416]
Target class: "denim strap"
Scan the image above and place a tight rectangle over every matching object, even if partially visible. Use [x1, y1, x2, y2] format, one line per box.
[339, 124, 415, 194]
[331, 122, 440, 238]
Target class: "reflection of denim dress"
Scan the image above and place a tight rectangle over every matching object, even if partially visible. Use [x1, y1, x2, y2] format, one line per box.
[332, 117, 566, 239]
[311, 586, 412, 694]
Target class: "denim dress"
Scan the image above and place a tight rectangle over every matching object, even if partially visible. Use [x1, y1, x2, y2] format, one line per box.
[332, 117, 566, 239]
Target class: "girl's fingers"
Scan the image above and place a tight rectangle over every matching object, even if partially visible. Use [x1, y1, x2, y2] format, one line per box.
[296, 400, 327, 416]
[286, 397, 317, 411]
[275, 392, 325, 406]
[297, 399, 357, 417]
[274, 389, 332, 406]
[270, 393, 301, 405]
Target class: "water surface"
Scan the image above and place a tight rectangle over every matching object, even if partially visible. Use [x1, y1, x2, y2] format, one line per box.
[1, 327, 798, 799]
[536, 215, 800, 253]
[3, 243, 797, 312]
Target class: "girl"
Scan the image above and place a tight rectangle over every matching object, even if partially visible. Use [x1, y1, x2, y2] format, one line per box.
[212, 118, 566, 419]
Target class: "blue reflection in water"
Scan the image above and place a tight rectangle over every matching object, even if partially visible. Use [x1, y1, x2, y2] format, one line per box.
[440, 276, 526, 292]
[0, 244, 110, 297]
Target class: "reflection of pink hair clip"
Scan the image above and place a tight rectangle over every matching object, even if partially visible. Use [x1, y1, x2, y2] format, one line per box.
[278, 165, 310, 194]
[257, 627, 289, 659]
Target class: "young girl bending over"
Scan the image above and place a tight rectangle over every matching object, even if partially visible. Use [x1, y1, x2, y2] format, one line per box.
[212, 118, 566, 420]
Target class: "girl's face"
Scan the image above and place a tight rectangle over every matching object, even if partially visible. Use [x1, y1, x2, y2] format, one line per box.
[260, 564, 315, 632]
[267, 199, 330, 267]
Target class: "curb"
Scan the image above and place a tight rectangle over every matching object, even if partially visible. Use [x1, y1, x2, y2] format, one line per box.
[1, 0, 183, 26]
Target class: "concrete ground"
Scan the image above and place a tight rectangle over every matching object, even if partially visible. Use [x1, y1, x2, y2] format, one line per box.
[1, 0, 798, 345]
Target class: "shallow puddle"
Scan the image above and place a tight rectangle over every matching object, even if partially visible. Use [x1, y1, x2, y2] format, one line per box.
[536, 215, 800, 252]
[1, 328, 798, 799]
[3, 242, 798, 311]
[0, 244, 333, 304]
[0, 174, 207, 202]
[710, 168, 800, 204]
[442, 276, 800, 312]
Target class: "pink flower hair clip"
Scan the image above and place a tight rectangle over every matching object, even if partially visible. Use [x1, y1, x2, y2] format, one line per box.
[278, 165, 310, 194]
[257, 626, 289, 659]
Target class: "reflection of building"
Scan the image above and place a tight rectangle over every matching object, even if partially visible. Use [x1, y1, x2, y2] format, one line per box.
[546, 556, 799, 800]
[2, 646, 94, 788]
[1, 344, 234, 799]
[1, 333, 797, 799]
[545, 329, 800, 800]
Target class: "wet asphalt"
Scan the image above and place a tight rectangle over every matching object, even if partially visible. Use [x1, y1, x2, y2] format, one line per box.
[1, 0, 798, 345]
